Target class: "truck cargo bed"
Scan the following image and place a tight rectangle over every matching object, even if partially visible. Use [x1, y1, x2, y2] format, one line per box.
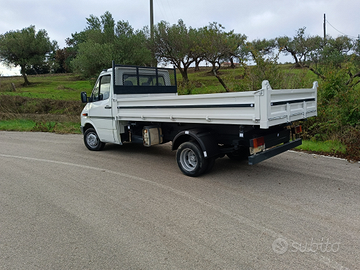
[115, 80, 317, 129]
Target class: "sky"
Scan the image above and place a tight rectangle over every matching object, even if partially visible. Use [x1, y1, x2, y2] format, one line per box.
[1, 0, 359, 75]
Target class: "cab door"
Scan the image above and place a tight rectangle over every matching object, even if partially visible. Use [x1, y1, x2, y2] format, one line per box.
[88, 75, 114, 143]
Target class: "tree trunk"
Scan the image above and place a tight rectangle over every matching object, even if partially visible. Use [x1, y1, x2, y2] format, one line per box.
[290, 52, 300, 68]
[194, 59, 201, 72]
[20, 65, 30, 86]
[212, 68, 230, 92]
[230, 57, 235, 69]
[11, 83, 16, 92]
[178, 67, 189, 84]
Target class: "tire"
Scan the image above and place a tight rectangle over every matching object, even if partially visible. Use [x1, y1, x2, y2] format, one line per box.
[176, 141, 209, 177]
[84, 128, 105, 151]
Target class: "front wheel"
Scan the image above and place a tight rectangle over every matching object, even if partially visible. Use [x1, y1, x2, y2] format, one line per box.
[176, 141, 209, 177]
[84, 128, 105, 151]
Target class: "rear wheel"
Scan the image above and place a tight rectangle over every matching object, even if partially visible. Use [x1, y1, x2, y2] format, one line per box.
[176, 141, 209, 177]
[84, 128, 105, 151]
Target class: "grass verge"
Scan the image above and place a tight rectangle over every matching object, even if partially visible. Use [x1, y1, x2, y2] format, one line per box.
[295, 140, 346, 158]
[0, 119, 81, 134]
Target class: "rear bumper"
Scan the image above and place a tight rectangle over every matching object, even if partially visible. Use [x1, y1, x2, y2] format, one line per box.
[248, 138, 302, 165]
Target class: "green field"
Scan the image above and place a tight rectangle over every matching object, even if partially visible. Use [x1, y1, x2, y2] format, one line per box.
[0, 73, 93, 100]
[0, 73, 89, 133]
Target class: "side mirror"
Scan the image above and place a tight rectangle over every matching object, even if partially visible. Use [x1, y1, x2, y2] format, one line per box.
[81, 92, 88, 103]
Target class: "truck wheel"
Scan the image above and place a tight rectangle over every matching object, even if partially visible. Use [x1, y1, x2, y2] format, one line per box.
[84, 128, 105, 151]
[176, 141, 209, 177]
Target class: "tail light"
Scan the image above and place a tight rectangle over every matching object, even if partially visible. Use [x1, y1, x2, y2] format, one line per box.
[294, 125, 302, 134]
[250, 136, 265, 155]
[291, 125, 302, 140]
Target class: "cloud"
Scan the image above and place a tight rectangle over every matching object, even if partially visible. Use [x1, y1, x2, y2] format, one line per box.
[0, 65, 20, 76]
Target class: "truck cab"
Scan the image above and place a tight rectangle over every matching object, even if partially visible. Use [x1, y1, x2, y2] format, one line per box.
[80, 63, 177, 148]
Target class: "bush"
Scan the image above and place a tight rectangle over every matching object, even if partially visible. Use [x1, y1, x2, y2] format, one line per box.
[343, 126, 360, 162]
[302, 64, 360, 160]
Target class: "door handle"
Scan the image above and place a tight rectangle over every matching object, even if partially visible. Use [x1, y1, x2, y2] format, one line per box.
[105, 105, 112, 109]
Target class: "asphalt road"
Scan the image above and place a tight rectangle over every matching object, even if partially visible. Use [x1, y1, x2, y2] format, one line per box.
[0, 131, 359, 269]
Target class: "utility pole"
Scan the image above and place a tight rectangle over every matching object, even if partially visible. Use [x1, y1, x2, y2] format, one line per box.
[150, 0, 154, 39]
[150, 0, 156, 66]
[323, 13, 326, 43]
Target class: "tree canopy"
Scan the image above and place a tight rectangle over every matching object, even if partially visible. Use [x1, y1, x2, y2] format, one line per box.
[197, 22, 246, 91]
[153, 19, 197, 84]
[68, 12, 152, 80]
[0, 25, 57, 84]
[153, 20, 247, 89]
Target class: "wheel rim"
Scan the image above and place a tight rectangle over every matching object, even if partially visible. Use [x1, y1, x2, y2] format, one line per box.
[86, 132, 99, 148]
[179, 148, 198, 172]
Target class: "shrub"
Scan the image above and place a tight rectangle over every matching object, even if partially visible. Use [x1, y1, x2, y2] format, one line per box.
[343, 126, 360, 162]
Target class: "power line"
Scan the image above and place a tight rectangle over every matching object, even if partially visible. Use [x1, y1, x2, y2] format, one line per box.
[326, 20, 358, 39]
[156, 0, 170, 23]
[166, 0, 176, 21]
[157, 0, 176, 23]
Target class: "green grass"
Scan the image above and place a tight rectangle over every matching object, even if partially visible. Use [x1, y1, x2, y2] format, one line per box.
[0, 74, 92, 101]
[0, 119, 36, 131]
[295, 140, 346, 155]
[0, 119, 81, 134]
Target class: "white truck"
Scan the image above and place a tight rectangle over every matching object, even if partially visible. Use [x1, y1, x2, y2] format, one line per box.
[80, 62, 317, 176]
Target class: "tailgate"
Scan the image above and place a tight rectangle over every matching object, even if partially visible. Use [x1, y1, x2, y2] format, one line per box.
[255, 81, 318, 129]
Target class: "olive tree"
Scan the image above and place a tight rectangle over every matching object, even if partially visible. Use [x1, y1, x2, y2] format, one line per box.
[0, 25, 57, 85]
[198, 23, 246, 91]
[152, 20, 197, 84]
[276, 27, 324, 67]
[70, 12, 152, 79]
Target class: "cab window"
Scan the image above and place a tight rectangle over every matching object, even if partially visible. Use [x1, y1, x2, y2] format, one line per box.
[91, 75, 111, 101]
[123, 74, 165, 86]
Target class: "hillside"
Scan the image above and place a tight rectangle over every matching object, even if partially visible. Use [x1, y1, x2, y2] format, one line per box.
[0, 74, 91, 133]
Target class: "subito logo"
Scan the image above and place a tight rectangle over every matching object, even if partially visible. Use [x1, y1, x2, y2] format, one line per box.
[272, 238, 288, 255]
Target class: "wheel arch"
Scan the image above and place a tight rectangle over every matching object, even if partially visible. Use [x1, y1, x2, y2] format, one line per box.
[172, 129, 220, 159]
[82, 122, 96, 134]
